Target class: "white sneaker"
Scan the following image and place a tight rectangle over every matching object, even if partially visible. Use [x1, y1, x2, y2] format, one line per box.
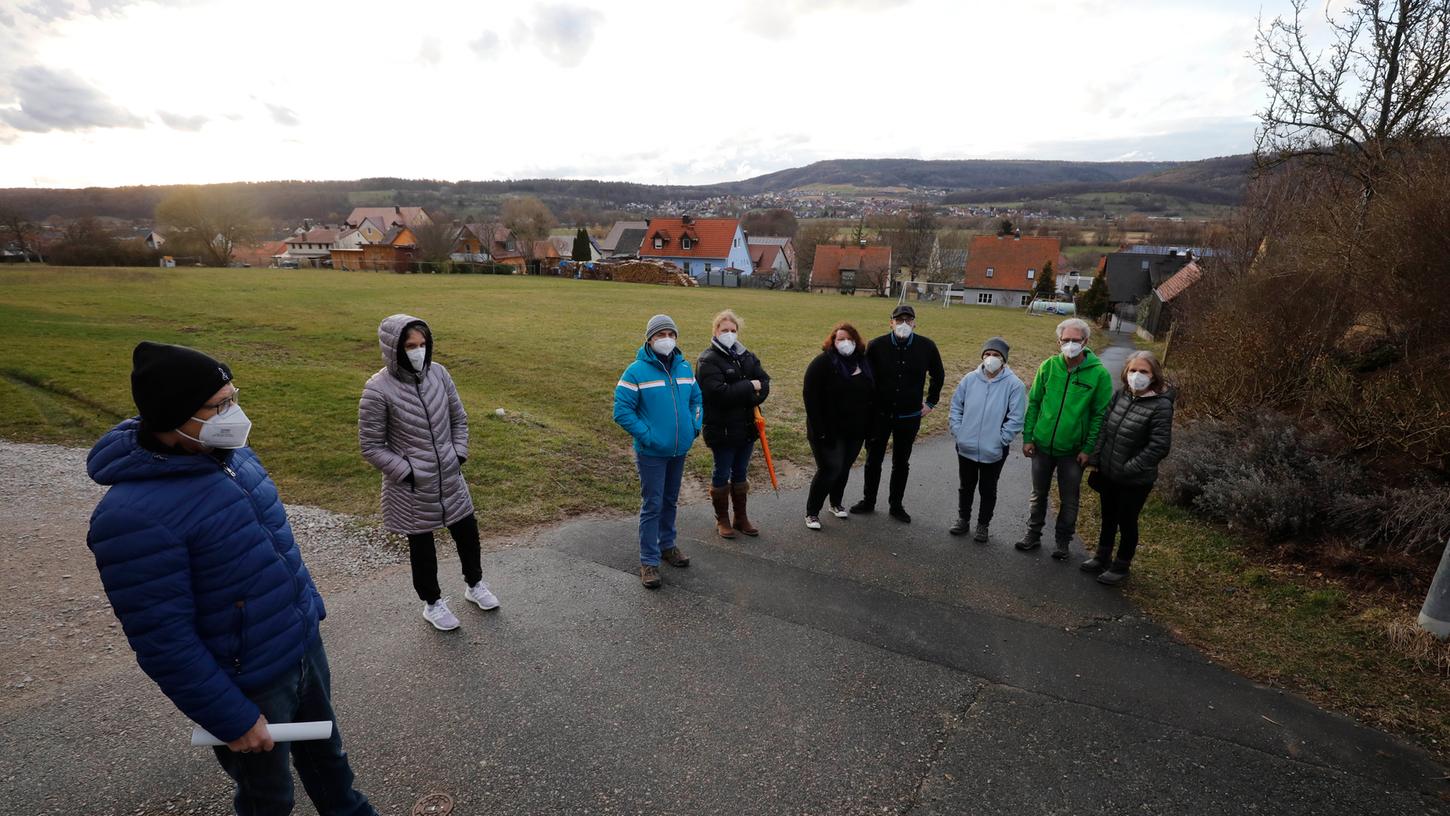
[805, 516, 822, 530]
[465, 581, 500, 611]
[422, 598, 460, 631]
[828, 505, 849, 519]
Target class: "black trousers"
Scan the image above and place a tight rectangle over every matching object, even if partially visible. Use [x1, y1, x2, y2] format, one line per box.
[807, 436, 866, 517]
[406, 513, 483, 603]
[956, 455, 1007, 524]
[1096, 479, 1153, 568]
[861, 415, 922, 508]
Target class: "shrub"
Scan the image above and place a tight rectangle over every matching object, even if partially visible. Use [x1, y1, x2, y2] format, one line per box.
[1159, 409, 1450, 555]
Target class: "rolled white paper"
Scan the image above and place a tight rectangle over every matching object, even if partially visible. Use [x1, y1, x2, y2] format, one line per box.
[191, 721, 333, 747]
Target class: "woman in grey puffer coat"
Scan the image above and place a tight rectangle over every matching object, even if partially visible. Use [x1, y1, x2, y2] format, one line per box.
[1082, 350, 1174, 586]
[359, 314, 499, 631]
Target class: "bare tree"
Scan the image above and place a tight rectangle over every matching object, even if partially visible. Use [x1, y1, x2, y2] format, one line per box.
[1253, 0, 1450, 202]
[412, 218, 460, 264]
[501, 196, 556, 269]
[0, 206, 43, 262]
[883, 204, 939, 291]
[156, 188, 259, 266]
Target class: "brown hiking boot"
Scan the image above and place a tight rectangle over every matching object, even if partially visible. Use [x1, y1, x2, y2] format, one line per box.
[661, 546, 690, 568]
[730, 481, 759, 536]
[639, 564, 661, 589]
[710, 485, 736, 539]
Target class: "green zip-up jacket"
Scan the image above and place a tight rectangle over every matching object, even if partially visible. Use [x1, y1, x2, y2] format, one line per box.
[1022, 350, 1114, 457]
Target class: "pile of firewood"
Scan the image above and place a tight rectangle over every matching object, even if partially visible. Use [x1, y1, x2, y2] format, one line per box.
[582, 260, 697, 286]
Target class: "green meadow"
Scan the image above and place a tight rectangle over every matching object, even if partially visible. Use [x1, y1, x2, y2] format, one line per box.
[0, 267, 1061, 531]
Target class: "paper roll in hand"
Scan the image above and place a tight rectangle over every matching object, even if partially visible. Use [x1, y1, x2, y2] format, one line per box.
[191, 721, 334, 747]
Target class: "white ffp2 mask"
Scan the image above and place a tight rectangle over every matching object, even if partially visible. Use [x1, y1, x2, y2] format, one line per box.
[982, 356, 1003, 374]
[1127, 372, 1151, 392]
[178, 404, 253, 449]
[405, 347, 427, 372]
[651, 337, 677, 356]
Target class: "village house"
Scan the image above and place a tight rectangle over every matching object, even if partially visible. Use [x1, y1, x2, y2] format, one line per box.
[329, 228, 369, 270]
[960, 234, 1063, 307]
[344, 206, 432, 231]
[809, 243, 893, 295]
[638, 215, 754, 277]
[747, 236, 793, 281]
[280, 225, 339, 267]
[1103, 245, 1212, 310]
[1140, 259, 1203, 338]
[598, 220, 649, 257]
[359, 225, 417, 272]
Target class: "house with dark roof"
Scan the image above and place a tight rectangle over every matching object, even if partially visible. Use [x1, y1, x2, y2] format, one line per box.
[961, 234, 1063, 307]
[809, 244, 893, 295]
[599, 220, 649, 256]
[1103, 247, 1207, 308]
[1141, 260, 1204, 338]
[639, 216, 753, 276]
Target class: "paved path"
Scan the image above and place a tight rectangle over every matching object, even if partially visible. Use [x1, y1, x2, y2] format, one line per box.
[3, 428, 1447, 814]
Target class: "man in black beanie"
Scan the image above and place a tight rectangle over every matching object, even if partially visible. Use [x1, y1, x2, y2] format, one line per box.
[86, 341, 377, 815]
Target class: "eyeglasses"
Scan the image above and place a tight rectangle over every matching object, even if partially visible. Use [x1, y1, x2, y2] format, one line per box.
[202, 387, 240, 415]
[1059, 337, 1086, 344]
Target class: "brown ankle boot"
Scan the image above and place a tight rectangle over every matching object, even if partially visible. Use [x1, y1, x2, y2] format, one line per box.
[731, 481, 759, 536]
[710, 485, 736, 538]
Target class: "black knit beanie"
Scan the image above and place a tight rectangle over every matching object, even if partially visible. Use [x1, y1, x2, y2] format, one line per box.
[131, 341, 233, 431]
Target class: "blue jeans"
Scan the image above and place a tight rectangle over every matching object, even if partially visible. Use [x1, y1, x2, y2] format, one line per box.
[636, 452, 686, 565]
[212, 638, 375, 816]
[709, 441, 754, 487]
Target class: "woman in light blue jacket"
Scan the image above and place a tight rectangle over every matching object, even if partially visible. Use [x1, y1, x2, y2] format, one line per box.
[947, 337, 1026, 542]
[613, 314, 703, 589]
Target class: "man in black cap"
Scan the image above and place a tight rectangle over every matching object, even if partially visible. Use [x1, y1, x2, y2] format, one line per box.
[86, 342, 376, 815]
[852, 304, 945, 522]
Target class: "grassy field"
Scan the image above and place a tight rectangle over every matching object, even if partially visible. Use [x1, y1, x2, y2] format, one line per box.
[0, 267, 1061, 532]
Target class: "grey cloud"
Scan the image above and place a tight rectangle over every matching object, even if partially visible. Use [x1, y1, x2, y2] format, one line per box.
[158, 110, 209, 131]
[470, 30, 502, 59]
[418, 34, 442, 66]
[530, 4, 604, 68]
[0, 65, 144, 132]
[265, 103, 300, 127]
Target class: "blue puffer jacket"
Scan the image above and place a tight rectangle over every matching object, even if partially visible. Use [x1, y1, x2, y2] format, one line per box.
[613, 344, 703, 458]
[947, 364, 1027, 464]
[86, 419, 325, 743]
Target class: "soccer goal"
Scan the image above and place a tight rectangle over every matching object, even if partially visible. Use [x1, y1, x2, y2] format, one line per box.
[902, 281, 962, 307]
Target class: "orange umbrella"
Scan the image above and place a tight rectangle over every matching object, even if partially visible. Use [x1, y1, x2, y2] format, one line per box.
[754, 406, 780, 492]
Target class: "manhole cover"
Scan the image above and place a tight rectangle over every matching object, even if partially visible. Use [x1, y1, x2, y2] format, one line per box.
[412, 792, 454, 815]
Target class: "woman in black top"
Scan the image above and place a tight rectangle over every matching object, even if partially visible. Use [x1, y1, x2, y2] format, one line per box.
[1083, 350, 1174, 585]
[697, 309, 771, 538]
[802, 322, 875, 530]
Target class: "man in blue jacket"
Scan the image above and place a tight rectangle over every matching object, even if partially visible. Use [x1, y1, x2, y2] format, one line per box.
[613, 314, 703, 589]
[86, 342, 375, 816]
[947, 337, 1026, 542]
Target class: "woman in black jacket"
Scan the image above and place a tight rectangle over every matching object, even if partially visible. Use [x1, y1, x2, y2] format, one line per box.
[698, 309, 771, 538]
[1083, 350, 1174, 585]
[802, 322, 875, 530]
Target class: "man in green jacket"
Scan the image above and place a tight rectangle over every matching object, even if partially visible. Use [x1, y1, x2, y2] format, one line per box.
[1017, 318, 1114, 559]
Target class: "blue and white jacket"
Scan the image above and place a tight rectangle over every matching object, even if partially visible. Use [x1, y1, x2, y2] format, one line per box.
[613, 344, 703, 458]
[86, 419, 325, 743]
[947, 364, 1027, 464]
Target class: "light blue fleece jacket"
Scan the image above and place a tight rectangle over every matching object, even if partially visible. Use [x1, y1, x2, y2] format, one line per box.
[947, 363, 1027, 464]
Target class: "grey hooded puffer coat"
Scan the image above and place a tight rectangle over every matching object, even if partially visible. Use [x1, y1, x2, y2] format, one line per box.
[358, 314, 475, 535]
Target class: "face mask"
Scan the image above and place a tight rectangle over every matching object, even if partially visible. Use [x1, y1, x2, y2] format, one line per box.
[405, 347, 427, 371]
[893, 322, 913, 340]
[651, 336, 677, 356]
[717, 331, 738, 348]
[982, 355, 1003, 374]
[178, 403, 253, 449]
[1061, 341, 1084, 358]
[835, 339, 856, 357]
[1127, 372, 1151, 392]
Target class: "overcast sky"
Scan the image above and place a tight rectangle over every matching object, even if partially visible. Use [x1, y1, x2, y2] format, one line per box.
[0, 0, 1276, 188]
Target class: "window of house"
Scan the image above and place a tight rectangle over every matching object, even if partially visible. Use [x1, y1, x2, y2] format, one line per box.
[986, 267, 994, 278]
[977, 293, 993, 304]
[1027, 268, 1035, 279]
[1020, 294, 1031, 306]
[1141, 260, 1150, 270]
[704, 263, 712, 273]
[653, 237, 663, 249]
[682, 238, 692, 250]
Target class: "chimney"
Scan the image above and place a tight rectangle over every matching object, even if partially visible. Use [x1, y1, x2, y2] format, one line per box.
[681, 214, 693, 225]
[858, 239, 867, 249]
[1013, 228, 1021, 239]
[394, 206, 402, 215]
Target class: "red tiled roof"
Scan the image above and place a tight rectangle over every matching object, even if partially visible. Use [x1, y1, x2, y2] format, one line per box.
[639, 217, 740, 259]
[963, 235, 1062, 291]
[810, 244, 893, 289]
[1154, 260, 1202, 302]
[232, 240, 287, 265]
[751, 243, 783, 272]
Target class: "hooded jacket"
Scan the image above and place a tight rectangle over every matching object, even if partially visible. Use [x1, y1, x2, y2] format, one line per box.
[85, 420, 325, 743]
[1023, 349, 1114, 457]
[358, 314, 475, 535]
[1092, 387, 1175, 486]
[613, 344, 703, 458]
[696, 339, 770, 449]
[947, 363, 1027, 464]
